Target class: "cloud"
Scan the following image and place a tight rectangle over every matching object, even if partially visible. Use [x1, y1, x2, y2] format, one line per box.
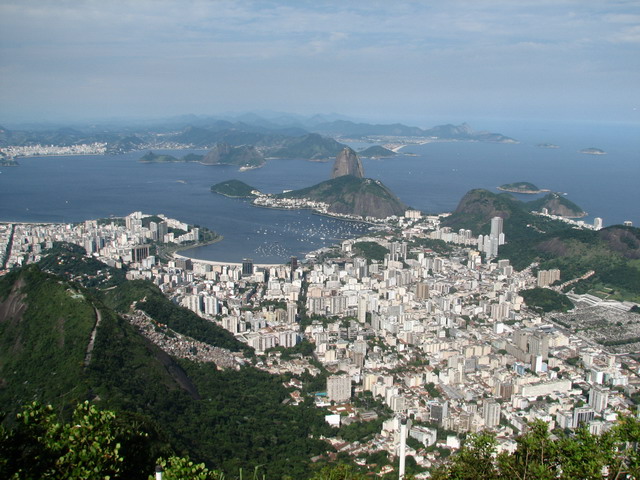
[0, 0, 638, 122]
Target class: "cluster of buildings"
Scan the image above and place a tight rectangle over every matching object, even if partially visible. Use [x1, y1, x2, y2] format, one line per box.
[0, 211, 200, 272]
[0, 142, 107, 158]
[2, 208, 639, 477]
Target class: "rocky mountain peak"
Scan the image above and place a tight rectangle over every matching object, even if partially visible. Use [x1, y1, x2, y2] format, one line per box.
[331, 147, 364, 179]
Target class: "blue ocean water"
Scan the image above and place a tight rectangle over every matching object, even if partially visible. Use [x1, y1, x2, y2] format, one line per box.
[0, 120, 637, 263]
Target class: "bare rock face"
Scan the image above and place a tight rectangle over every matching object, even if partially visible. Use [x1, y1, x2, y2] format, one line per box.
[331, 147, 364, 179]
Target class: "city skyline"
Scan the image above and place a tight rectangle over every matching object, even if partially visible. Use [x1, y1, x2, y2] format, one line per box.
[1, 1, 639, 125]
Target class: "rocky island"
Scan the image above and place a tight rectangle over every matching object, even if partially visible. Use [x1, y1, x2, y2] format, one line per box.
[497, 181, 549, 194]
[537, 143, 560, 149]
[580, 147, 606, 155]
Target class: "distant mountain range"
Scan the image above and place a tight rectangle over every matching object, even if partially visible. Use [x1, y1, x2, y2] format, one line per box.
[0, 114, 517, 155]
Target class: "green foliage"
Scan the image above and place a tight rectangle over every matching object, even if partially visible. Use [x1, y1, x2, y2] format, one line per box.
[103, 280, 252, 355]
[211, 179, 258, 198]
[308, 464, 368, 480]
[432, 417, 640, 480]
[498, 181, 540, 192]
[0, 401, 148, 479]
[336, 417, 384, 442]
[0, 265, 96, 411]
[153, 456, 224, 480]
[520, 287, 574, 313]
[353, 241, 389, 262]
[38, 242, 126, 288]
[139, 151, 181, 163]
[276, 175, 407, 218]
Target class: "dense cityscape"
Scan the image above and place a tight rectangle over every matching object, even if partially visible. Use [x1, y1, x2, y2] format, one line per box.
[2, 206, 638, 477]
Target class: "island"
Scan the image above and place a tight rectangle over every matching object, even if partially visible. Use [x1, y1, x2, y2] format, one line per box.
[537, 143, 560, 149]
[210, 179, 258, 198]
[580, 147, 606, 155]
[497, 182, 549, 194]
[139, 151, 182, 163]
[358, 145, 397, 158]
[138, 143, 265, 170]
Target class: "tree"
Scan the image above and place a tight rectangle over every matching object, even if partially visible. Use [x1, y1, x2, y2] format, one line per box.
[431, 416, 640, 480]
[1, 401, 138, 479]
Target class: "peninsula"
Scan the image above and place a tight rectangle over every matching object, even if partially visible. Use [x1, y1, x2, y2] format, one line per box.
[211, 147, 407, 220]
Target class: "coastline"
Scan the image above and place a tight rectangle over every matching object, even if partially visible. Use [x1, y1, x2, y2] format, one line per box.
[173, 250, 283, 268]
[496, 186, 551, 194]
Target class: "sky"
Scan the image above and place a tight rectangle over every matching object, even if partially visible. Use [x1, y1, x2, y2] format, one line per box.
[1, 0, 639, 126]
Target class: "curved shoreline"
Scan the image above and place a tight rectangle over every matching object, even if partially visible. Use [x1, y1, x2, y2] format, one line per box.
[497, 187, 550, 194]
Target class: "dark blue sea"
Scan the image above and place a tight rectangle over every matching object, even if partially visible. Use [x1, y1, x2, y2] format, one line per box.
[1, 120, 638, 263]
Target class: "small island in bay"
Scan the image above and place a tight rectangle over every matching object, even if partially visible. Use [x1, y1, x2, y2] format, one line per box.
[537, 143, 560, 149]
[210, 179, 258, 198]
[358, 145, 397, 158]
[139, 151, 182, 163]
[580, 147, 606, 155]
[497, 181, 549, 194]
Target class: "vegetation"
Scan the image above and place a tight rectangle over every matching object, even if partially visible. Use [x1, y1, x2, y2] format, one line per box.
[139, 151, 181, 163]
[353, 241, 389, 262]
[211, 179, 259, 198]
[358, 145, 396, 158]
[37, 242, 126, 288]
[520, 287, 574, 313]
[1, 259, 354, 479]
[445, 189, 640, 300]
[102, 279, 253, 355]
[497, 181, 541, 193]
[201, 143, 265, 168]
[277, 175, 407, 219]
[527, 192, 586, 218]
[431, 417, 640, 480]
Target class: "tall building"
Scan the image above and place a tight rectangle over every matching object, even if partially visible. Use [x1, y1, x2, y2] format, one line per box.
[537, 269, 561, 287]
[242, 258, 253, 277]
[589, 386, 609, 413]
[490, 216, 503, 237]
[416, 282, 430, 300]
[593, 217, 603, 230]
[131, 244, 150, 263]
[286, 302, 297, 324]
[357, 294, 368, 323]
[573, 406, 595, 428]
[483, 401, 501, 428]
[327, 374, 351, 404]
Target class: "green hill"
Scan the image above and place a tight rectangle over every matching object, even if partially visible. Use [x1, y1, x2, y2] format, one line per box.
[277, 175, 407, 219]
[201, 143, 265, 168]
[0, 255, 338, 478]
[443, 189, 640, 300]
[210, 179, 258, 198]
[528, 192, 586, 217]
[139, 151, 181, 163]
[497, 181, 541, 193]
[358, 145, 396, 158]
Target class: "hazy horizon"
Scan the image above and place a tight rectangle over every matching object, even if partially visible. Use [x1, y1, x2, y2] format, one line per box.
[1, 1, 639, 126]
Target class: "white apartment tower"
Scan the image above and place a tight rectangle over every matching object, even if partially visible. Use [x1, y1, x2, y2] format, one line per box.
[327, 374, 351, 404]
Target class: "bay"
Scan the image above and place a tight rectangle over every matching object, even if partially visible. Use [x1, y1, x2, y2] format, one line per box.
[0, 120, 637, 264]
